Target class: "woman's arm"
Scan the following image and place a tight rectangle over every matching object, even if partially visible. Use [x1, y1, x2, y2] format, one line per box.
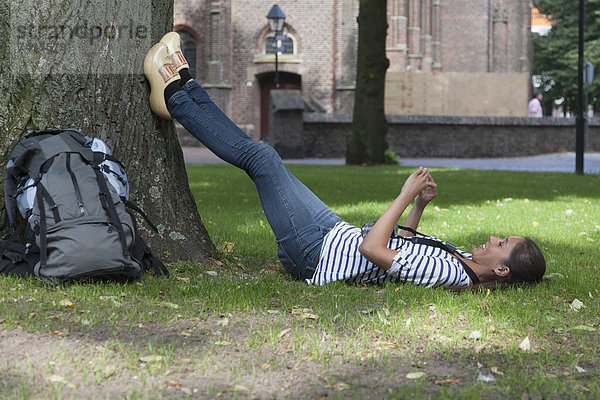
[359, 167, 433, 270]
[398, 175, 437, 236]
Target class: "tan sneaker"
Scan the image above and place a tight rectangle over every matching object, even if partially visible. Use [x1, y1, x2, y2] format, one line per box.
[159, 32, 189, 72]
[143, 42, 180, 119]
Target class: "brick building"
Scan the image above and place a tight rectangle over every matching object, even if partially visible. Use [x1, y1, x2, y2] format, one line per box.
[174, 0, 533, 141]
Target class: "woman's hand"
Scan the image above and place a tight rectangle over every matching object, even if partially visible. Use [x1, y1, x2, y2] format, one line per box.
[401, 167, 432, 198]
[415, 175, 437, 208]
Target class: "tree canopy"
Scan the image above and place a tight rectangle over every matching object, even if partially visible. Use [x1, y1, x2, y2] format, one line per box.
[533, 0, 600, 115]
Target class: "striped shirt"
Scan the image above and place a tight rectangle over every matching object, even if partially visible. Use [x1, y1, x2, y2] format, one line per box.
[306, 221, 471, 288]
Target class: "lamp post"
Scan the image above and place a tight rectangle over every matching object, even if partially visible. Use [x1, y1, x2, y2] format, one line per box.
[266, 5, 286, 88]
[576, 0, 585, 175]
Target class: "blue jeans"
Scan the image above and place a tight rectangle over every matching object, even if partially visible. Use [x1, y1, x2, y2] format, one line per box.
[168, 80, 342, 279]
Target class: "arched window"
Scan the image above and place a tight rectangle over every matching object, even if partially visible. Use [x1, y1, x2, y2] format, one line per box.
[264, 30, 295, 55]
[176, 30, 197, 78]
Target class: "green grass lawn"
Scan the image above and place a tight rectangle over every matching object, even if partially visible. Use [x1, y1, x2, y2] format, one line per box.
[1, 164, 599, 399]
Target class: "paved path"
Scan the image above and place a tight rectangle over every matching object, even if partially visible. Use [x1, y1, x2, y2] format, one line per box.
[183, 146, 600, 174]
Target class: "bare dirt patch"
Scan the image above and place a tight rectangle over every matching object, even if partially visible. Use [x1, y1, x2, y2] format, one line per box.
[0, 311, 488, 399]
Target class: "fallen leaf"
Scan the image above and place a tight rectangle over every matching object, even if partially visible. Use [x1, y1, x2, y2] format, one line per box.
[176, 277, 190, 283]
[162, 302, 179, 309]
[139, 355, 164, 363]
[327, 382, 350, 390]
[573, 384, 590, 392]
[165, 380, 183, 388]
[233, 385, 249, 392]
[301, 312, 318, 320]
[406, 372, 425, 379]
[435, 378, 460, 385]
[217, 318, 229, 326]
[219, 242, 235, 253]
[103, 365, 117, 378]
[44, 375, 65, 383]
[278, 328, 291, 339]
[49, 330, 64, 335]
[519, 336, 531, 352]
[475, 342, 488, 353]
[59, 299, 74, 308]
[206, 271, 218, 276]
[570, 299, 585, 311]
[575, 365, 586, 373]
[569, 325, 596, 332]
[292, 309, 318, 320]
[491, 366, 504, 375]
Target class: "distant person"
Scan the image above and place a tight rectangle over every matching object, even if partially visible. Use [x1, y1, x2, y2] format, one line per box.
[528, 90, 543, 118]
[144, 32, 547, 289]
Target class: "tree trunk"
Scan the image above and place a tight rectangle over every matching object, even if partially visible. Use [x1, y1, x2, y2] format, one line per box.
[0, 0, 214, 262]
[346, 0, 390, 165]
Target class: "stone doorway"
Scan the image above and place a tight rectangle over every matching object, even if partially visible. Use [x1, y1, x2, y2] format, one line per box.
[258, 72, 301, 139]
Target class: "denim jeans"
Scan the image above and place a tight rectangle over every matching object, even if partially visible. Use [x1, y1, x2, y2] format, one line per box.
[168, 80, 342, 279]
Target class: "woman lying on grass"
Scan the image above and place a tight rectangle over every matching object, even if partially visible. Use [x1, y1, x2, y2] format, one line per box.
[145, 33, 546, 289]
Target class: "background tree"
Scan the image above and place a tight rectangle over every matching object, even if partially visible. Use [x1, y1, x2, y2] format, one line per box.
[0, 0, 214, 261]
[533, 0, 600, 115]
[346, 0, 390, 165]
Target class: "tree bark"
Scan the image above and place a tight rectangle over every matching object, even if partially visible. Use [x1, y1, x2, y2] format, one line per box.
[0, 0, 214, 261]
[346, 0, 390, 165]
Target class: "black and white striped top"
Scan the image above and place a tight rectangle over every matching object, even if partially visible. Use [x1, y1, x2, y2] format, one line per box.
[306, 221, 471, 288]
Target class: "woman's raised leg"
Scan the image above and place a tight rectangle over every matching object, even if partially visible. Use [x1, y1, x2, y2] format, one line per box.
[167, 87, 340, 279]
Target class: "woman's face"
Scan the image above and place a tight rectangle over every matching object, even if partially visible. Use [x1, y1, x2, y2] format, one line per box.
[471, 235, 525, 269]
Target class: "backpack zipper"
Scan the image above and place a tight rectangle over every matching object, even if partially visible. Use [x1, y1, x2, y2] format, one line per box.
[65, 153, 86, 216]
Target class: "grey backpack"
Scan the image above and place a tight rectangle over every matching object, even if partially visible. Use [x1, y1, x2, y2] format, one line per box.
[0, 128, 168, 283]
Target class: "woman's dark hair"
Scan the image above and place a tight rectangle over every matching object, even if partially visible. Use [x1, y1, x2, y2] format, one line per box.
[448, 238, 547, 292]
[502, 237, 546, 284]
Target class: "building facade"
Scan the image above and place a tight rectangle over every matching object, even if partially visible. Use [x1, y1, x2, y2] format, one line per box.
[174, 0, 533, 140]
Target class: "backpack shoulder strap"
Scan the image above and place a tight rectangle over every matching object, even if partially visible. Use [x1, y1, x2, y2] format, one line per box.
[91, 167, 129, 256]
[123, 200, 159, 233]
[130, 231, 169, 277]
[2, 171, 18, 230]
[404, 236, 480, 285]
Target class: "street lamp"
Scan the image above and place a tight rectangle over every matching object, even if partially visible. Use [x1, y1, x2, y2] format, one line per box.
[266, 5, 286, 88]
